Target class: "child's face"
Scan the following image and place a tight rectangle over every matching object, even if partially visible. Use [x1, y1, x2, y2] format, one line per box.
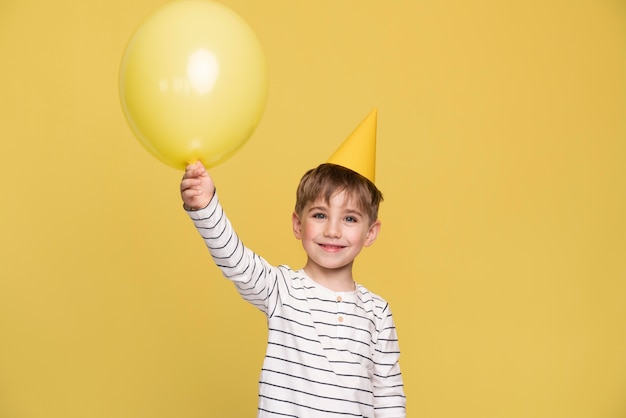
[292, 190, 380, 274]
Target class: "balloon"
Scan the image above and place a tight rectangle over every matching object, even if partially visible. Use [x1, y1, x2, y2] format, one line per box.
[119, 0, 268, 169]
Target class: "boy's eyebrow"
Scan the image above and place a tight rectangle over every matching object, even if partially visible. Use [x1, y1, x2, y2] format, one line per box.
[343, 208, 365, 217]
[306, 205, 328, 213]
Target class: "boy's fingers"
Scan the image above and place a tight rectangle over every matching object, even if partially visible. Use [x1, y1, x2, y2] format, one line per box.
[182, 166, 202, 181]
[180, 178, 199, 192]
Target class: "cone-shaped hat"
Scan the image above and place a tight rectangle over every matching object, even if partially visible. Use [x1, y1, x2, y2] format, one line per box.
[327, 108, 377, 183]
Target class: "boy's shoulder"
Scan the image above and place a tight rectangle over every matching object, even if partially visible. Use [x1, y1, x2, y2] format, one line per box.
[355, 283, 391, 310]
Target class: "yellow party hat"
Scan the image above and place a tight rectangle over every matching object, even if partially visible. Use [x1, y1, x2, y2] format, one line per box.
[327, 108, 377, 183]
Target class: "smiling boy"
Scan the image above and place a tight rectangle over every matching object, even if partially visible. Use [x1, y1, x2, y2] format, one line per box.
[180, 111, 406, 417]
[292, 163, 382, 292]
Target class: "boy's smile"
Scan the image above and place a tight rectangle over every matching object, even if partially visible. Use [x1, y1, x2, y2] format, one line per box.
[292, 190, 380, 287]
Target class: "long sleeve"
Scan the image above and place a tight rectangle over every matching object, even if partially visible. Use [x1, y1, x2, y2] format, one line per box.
[186, 192, 279, 315]
[372, 304, 406, 417]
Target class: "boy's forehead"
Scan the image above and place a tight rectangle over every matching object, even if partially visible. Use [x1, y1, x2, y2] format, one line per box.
[310, 189, 362, 210]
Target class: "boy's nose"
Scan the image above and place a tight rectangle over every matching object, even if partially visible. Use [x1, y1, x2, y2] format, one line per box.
[323, 221, 341, 238]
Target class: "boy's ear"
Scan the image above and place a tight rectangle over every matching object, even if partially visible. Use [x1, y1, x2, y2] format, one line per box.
[364, 220, 381, 247]
[292, 212, 303, 239]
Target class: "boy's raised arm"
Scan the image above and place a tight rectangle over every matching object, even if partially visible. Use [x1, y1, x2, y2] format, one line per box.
[180, 161, 215, 211]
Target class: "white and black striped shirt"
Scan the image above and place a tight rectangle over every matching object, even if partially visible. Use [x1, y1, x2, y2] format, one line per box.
[188, 193, 406, 417]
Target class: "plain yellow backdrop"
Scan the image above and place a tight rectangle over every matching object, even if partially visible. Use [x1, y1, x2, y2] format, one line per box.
[1, 1, 625, 417]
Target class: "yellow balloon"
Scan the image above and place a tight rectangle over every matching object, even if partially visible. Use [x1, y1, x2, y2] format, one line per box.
[119, 0, 268, 169]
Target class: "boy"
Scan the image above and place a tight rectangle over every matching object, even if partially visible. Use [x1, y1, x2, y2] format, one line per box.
[180, 114, 405, 417]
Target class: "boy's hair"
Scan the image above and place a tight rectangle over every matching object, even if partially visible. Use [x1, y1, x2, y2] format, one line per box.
[294, 163, 384, 223]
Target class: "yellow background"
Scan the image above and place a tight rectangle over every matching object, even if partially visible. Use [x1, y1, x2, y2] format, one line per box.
[1, 1, 625, 417]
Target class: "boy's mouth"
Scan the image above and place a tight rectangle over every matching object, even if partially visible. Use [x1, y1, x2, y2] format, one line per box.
[319, 243, 345, 251]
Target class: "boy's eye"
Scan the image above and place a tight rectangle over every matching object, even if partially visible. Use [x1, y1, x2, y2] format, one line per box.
[345, 216, 358, 223]
[312, 213, 326, 219]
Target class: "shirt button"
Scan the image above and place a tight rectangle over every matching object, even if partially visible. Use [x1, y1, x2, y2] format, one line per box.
[336, 296, 342, 302]
[338, 316, 344, 323]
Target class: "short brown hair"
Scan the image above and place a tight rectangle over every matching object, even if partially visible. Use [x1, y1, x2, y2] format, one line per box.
[294, 163, 383, 223]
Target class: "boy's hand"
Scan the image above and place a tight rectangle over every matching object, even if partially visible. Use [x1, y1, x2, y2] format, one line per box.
[180, 161, 215, 210]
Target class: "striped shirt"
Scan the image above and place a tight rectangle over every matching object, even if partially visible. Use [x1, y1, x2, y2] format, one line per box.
[188, 193, 406, 417]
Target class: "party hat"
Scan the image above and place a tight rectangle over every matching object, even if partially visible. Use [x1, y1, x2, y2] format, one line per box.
[327, 108, 377, 183]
